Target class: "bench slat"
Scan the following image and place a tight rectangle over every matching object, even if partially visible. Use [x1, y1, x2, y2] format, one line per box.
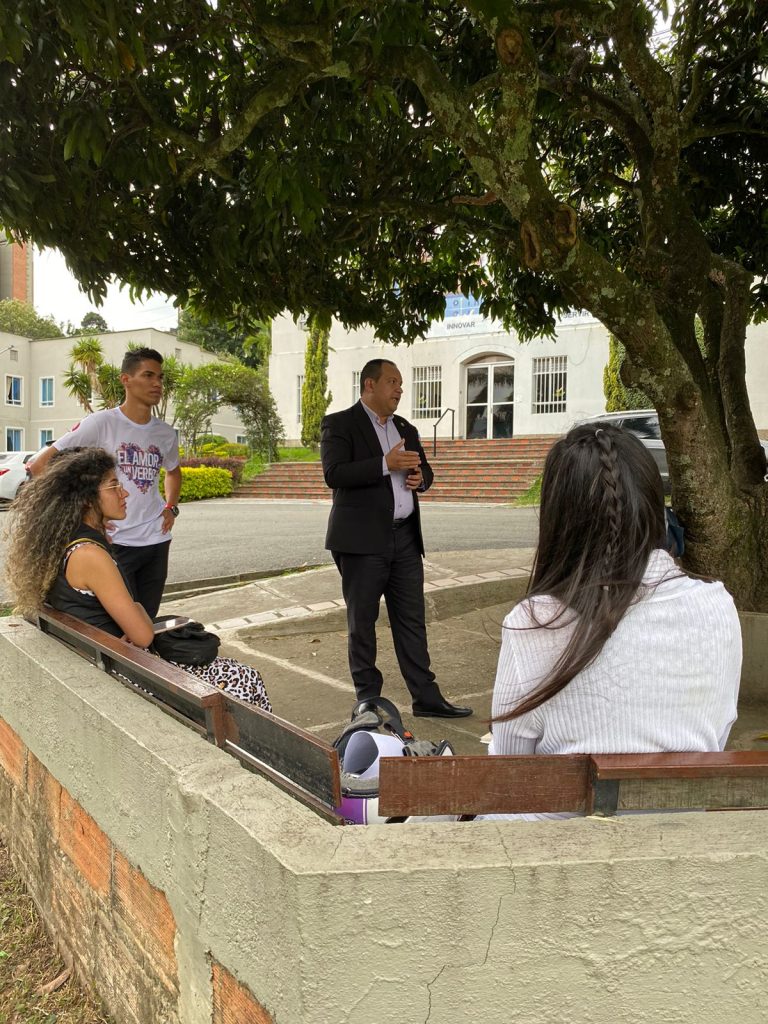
[591, 751, 768, 779]
[379, 753, 768, 818]
[38, 607, 225, 742]
[221, 695, 342, 808]
[36, 606, 343, 818]
[378, 754, 590, 817]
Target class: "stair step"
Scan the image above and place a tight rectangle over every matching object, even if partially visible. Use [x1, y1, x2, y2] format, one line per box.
[232, 434, 553, 503]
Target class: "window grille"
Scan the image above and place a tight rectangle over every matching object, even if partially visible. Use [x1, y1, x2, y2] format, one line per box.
[352, 370, 361, 403]
[40, 377, 54, 407]
[412, 365, 442, 419]
[297, 374, 304, 423]
[531, 356, 567, 414]
[5, 375, 22, 406]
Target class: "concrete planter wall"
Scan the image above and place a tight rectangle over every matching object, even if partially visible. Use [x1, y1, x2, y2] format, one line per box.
[1, 617, 767, 1024]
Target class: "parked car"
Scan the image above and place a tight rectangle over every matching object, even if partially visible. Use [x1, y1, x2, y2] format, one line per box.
[576, 410, 768, 494]
[0, 451, 38, 505]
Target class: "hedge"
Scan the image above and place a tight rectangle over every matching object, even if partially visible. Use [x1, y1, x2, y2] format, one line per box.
[180, 455, 245, 485]
[159, 466, 234, 502]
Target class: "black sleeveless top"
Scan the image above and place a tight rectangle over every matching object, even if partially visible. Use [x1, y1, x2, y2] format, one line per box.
[46, 523, 133, 638]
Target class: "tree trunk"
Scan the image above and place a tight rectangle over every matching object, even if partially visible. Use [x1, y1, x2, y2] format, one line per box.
[623, 313, 768, 611]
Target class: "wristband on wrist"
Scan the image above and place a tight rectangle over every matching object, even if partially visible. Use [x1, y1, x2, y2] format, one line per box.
[164, 503, 180, 517]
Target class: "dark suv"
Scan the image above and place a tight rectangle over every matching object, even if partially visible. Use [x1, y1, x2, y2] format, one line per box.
[576, 410, 669, 491]
[577, 409, 768, 494]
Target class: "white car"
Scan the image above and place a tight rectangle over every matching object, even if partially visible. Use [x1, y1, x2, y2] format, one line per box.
[0, 451, 37, 504]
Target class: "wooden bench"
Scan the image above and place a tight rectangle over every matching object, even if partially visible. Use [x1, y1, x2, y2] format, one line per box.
[34, 607, 768, 824]
[377, 752, 768, 818]
[36, 607, 343, 823]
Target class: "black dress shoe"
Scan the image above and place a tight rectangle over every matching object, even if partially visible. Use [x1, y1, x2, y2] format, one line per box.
[412, 698, 473, 719]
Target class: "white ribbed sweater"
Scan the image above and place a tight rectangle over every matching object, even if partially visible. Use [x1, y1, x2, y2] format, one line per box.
[490, 550, 742, 760]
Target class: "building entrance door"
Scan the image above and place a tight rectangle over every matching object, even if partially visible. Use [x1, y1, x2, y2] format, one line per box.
[465, 362, 515, 439]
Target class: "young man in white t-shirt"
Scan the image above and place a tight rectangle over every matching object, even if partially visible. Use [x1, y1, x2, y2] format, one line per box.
[32, 348, 182, 617]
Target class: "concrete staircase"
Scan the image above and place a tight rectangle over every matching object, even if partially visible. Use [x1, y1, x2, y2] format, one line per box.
[233, 436, 556, 504]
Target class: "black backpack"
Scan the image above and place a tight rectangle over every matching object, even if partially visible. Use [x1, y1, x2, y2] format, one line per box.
[152, 619, 220, 667]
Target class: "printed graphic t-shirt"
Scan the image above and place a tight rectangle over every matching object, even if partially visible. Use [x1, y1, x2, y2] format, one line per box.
[53, 407, 180, 547]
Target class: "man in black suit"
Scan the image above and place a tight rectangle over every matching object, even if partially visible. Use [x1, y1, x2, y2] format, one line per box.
[320, 358, 472, 719]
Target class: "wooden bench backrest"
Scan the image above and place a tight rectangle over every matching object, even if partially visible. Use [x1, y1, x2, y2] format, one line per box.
[37, 607, 342, 822]
[378, 751, 768, 817]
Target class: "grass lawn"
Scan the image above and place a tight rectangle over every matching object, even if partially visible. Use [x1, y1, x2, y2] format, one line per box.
[243, 446, 319, 481]
[514, 475, 541, 507]
[0, 839, 111, 1023]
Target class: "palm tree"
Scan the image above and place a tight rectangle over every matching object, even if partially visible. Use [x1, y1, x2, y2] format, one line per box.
[62, 367, 94, 413]
[64, 333, 105, 409]
[96, 363, 124, 409]
[155, 354, 183, 421]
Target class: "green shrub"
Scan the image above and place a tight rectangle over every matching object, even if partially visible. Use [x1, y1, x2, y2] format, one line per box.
[199, 441, 249, 458]
[181, 456, 245, 485]
[514, 475, 542, 507]
[159, 466, 233, 501]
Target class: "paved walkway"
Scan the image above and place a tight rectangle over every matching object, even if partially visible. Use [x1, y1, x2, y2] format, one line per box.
[159, 547, 536, 753]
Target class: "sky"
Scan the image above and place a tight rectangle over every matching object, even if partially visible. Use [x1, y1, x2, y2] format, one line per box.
[34, 247, 179, 334]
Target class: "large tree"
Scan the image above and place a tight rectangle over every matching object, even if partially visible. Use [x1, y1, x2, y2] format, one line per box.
[0, 300, 62, 339]
[1, 1, 767, 603]
[176, 309, 271, 369]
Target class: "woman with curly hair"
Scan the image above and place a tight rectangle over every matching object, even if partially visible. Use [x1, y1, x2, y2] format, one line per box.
[487, 423, 742, 819]
[4, 447, 271, 711]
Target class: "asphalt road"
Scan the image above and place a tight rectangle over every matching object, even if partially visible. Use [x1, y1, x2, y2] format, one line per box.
[162, 499, 541, 583]
[0, 499, 540, 599]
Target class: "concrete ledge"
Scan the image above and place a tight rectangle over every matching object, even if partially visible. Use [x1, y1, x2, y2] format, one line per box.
[229, 571, 531, 638]
[1, 618, 767, 1024]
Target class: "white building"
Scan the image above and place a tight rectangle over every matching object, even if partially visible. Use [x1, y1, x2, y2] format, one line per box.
[271, 298, 768, 445]
[1, 327, 246, 453]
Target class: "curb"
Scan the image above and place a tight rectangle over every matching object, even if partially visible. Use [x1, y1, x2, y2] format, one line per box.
[209, 566, 531, 636]
[163, 563, 327, 600]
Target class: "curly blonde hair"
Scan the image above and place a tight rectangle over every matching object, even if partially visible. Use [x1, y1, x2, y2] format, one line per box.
[3, 447, 116, 616]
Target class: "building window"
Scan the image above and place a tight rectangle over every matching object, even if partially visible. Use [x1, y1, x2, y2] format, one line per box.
[297, 374, 304, 423]
[5, 375, 22, 406]
[39, 428, 54, 447]
[236, 434, 248, 445]
[5, 427, 23, 451]
[9, 347, 18, 362]
[412, 365, 442, 419]
[352, 371, 361, 403]
[40, 376, 54, 407]
[444, 293, 481, 317]
[532, 356, 568, 414]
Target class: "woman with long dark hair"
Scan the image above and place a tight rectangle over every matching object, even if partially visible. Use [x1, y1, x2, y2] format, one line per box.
[489, 423, 741, 813]
[4, 447, 271, 711]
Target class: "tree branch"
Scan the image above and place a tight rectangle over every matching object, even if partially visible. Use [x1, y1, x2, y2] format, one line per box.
[708, 255, 765, 487]
[608, 2, 675, 112]
[682, 44, 766, 128]
[538, 71, 652, 159]
[179, 62, 321, 183]
[672, 0, 706, 97]
[683, 123, 768, 145]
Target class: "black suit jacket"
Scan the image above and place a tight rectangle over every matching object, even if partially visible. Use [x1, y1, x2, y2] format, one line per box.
[320, 402, 434, 555]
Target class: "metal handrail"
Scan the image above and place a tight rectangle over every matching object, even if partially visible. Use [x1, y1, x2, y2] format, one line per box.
[432, 408, 455, 457]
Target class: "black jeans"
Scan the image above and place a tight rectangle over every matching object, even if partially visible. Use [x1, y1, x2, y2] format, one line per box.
[333, 518, 441, 705]
[112, 539, 171, 619]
